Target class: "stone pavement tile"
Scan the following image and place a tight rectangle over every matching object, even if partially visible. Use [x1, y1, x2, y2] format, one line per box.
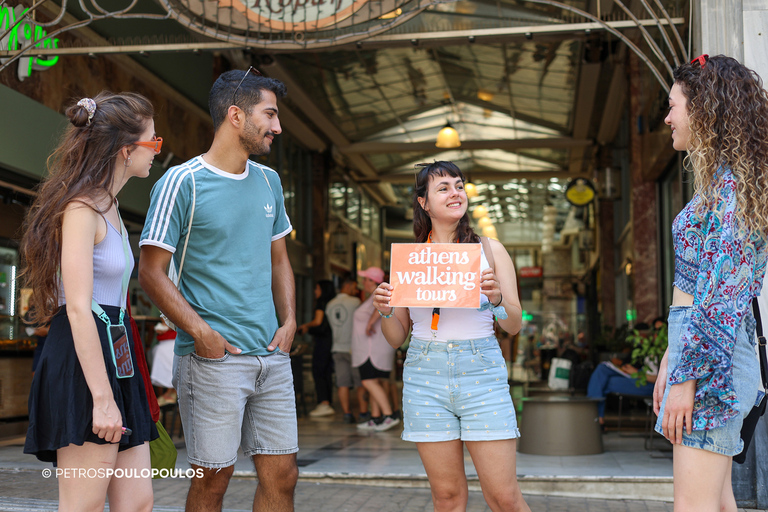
[0, 470, 760, 512]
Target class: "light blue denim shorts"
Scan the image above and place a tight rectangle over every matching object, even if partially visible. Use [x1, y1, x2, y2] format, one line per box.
[173, 349, 298, 468]
[401, 337, 520, 443]
[655, 305, 762, 456]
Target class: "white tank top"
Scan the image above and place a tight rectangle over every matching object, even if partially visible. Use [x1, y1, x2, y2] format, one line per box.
[408, 246, 495, 342]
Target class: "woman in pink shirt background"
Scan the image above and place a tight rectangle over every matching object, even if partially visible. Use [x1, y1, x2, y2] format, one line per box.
[352, 267, 400, 432]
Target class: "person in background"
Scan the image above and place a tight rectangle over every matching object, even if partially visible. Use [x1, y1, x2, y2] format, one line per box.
[22, 92, 159, 511]
[587, 358, 657, 428]
[298, 280, 337, 417]
[151, 321, 177, 406]
[352, 267, 400, 432]
[654, 54, 768, 511]
[373, 161, 530, 512]
[326, 277, 368, 423]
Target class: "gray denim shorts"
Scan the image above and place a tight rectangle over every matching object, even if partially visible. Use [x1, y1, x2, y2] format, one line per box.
[173, 349, 298, 468]
[332, 352, 362, 388]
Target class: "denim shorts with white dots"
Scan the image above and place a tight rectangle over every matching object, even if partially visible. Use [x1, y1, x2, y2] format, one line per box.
[401, 337, 520, 443]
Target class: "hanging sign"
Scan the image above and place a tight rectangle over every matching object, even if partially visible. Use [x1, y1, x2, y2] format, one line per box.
[519, 266, 543, 278]
[565, 178, 596, 206]
[219, 0, 372, 32]
[0, 5, 60, 81]
[389, 243, 481, 308]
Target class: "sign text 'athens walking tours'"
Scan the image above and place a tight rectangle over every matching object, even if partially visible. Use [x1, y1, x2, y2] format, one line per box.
[389, 243, 481, 308]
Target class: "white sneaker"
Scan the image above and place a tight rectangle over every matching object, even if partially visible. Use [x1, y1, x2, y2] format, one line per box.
[356, 419, 377, 431]
[373, 416, 400, 432]
[309, 403, 335, 417]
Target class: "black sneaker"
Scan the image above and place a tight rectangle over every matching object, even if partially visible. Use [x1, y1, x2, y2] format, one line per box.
[358, 412, 371, 423]
[343, 413, 356, 424]
[391, 410, 401, 420]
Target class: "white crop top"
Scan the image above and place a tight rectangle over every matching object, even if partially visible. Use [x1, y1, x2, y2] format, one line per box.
[408, 246, 494, 342]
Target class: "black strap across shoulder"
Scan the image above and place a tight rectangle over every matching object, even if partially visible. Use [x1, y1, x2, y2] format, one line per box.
[751, 298, 768, 390]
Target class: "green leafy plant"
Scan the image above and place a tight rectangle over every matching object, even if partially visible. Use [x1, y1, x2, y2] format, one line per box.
[627, 324, 668, 387]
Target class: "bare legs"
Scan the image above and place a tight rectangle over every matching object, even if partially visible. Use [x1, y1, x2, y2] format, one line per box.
[417, 439, 529, 512]
[361, 378, 393, 417]
[186, 454, 297, 512]
[57, 442, 152, 512]
[672, 444, 735, 512]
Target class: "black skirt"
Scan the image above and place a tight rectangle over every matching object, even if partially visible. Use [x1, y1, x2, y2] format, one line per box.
[24, 305, 158, 464]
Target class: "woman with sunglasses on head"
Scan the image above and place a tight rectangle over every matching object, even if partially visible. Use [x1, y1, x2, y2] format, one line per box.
[654, 55, 768, 511]
[373, 161, 530, 512]
[23, 92, 160, 512]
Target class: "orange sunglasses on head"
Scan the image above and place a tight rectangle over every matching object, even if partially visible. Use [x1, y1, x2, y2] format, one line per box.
[134, 136, 163, 154]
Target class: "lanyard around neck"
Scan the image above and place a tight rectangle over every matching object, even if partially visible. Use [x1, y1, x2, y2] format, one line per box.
[426, 231, 457, 337]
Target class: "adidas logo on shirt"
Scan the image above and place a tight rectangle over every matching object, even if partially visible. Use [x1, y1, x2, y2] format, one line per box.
[264, 203, 274, 218]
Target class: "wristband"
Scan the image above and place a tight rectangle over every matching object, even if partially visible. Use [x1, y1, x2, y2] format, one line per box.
[378, 308, 395, 319]
[492, 294, 503, 308]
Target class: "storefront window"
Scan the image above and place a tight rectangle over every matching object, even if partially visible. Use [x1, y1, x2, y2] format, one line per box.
[371, 205, 380, 240]
[330, 179, 347, 220]
[0, 245, 19, 341]
[361, 194, 371, 237]
[347, 186, 360, 228]
[328, 173, 381, 242]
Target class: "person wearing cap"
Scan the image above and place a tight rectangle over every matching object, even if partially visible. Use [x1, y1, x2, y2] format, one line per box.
[351, 267, 400, 431]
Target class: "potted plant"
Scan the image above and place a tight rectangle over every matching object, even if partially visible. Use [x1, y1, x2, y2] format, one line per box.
[626, 323, 668, 386]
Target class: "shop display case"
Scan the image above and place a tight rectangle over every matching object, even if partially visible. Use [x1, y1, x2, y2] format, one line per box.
[0, 245, 35, 419]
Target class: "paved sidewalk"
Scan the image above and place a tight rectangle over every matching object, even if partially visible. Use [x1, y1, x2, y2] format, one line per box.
[0, 468, 679, 511]
[1, 468, 764, 512]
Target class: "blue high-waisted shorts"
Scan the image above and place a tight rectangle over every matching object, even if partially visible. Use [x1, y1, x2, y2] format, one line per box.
[655, 305, 762, 456]
[401, 337, 520, 443]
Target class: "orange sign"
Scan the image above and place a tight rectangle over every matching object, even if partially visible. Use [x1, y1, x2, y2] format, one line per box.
[389, 243, 481, 308]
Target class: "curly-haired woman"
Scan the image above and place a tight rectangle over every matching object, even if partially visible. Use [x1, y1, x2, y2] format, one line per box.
[654, 55, 768, 511]
[373, 161, 529, 512]
[22, 92, 159, 511]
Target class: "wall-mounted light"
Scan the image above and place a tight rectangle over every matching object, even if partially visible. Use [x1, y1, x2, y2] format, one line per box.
[436, 122, 460, 148]
[465, 182, 478, 198]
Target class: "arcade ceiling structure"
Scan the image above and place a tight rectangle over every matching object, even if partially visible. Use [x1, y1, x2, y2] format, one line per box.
[0, 0, 689, 242]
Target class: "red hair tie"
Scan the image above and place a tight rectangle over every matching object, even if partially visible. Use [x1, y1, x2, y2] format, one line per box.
[691, 54, 708, 69]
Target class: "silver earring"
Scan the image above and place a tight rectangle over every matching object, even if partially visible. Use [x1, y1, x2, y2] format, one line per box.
[125, 157, 132, 167]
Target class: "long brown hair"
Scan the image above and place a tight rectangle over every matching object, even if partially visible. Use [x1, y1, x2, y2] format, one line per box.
[21, 91, 154, 323]
[674, 55, 768, 239]
[412, 161, 479, 244]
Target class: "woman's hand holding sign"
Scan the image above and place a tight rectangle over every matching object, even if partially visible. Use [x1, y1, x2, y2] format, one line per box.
[480, 268, 502, 307]
[373, 282, 411, 349]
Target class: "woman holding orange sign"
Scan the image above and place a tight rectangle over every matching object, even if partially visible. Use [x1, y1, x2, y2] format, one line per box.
[373, 161, 529, 512]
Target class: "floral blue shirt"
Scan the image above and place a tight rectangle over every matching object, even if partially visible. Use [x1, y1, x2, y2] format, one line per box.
[671, 169, 766, 430]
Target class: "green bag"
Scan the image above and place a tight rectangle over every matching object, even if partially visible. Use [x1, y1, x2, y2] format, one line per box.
[150, 420, 177, 478]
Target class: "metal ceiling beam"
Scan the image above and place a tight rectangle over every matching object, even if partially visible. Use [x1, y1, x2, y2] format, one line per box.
[453, 95, 568, 134]
[568, 61, 601, 174]
[360, 170, 583, 184]
[261, 59, 398, 205]
[0, 18, 685, 57]
[348, 18, 685, 50]
[342, 138, 592, 154]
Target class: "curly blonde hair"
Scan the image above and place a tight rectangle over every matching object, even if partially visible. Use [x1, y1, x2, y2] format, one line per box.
[674, 55, 768, 239]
